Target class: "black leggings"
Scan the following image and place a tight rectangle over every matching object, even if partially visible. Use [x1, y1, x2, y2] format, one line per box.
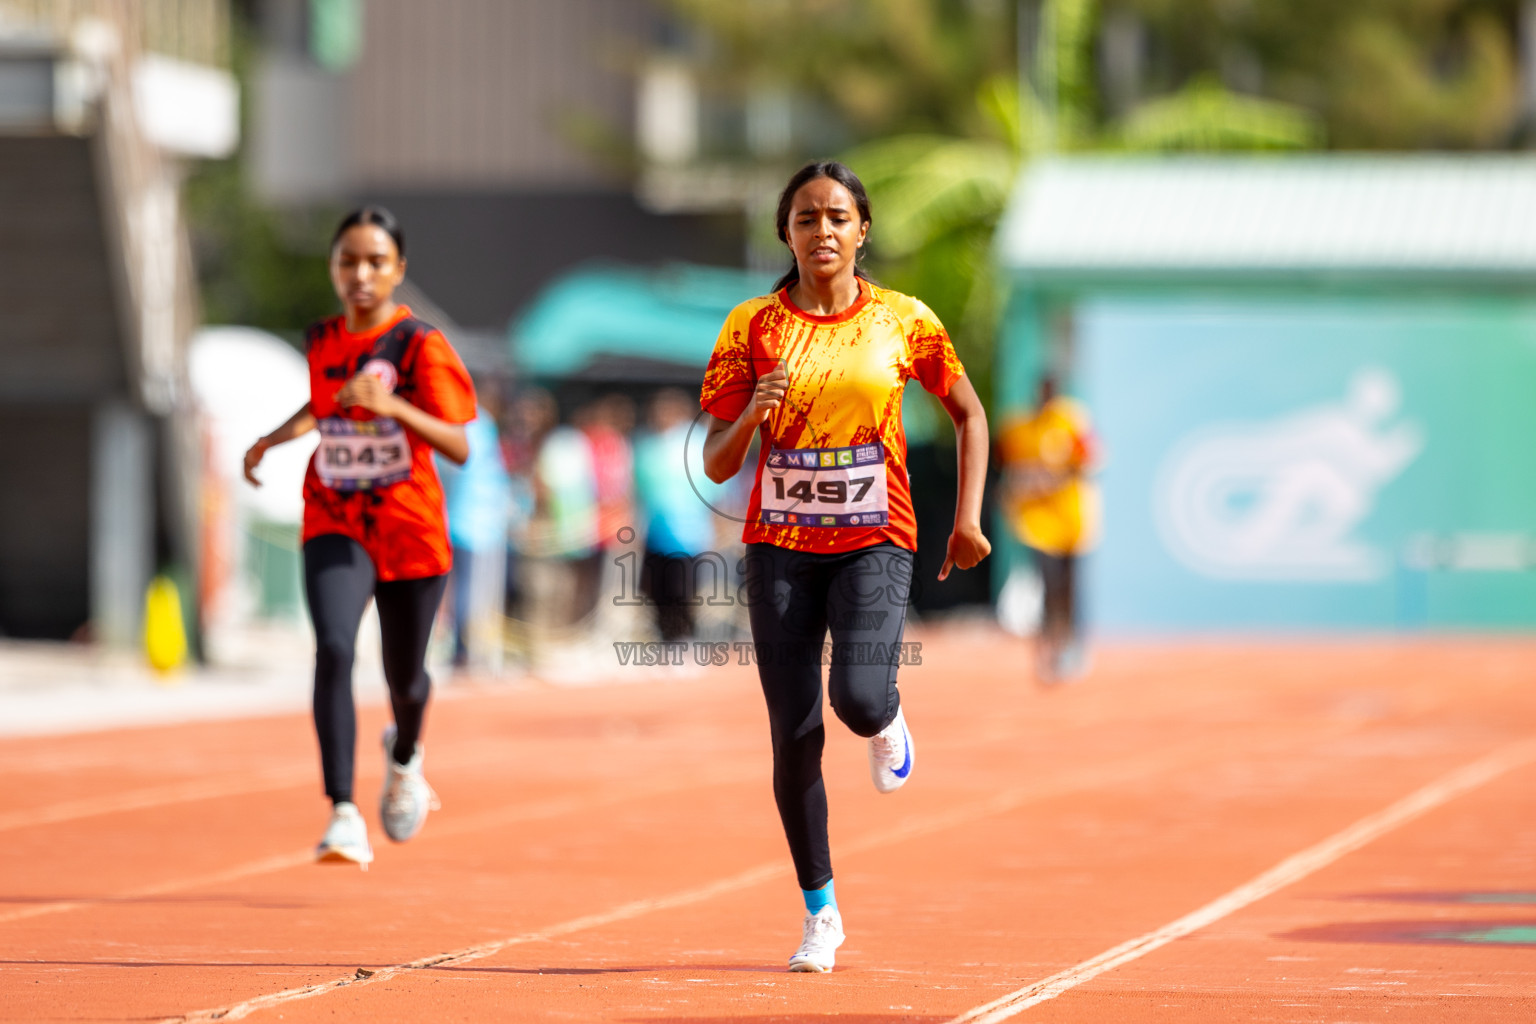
[1037, 551, 1078, 643]
[743, 542, 913, 890]
[304, 534, 448, 805]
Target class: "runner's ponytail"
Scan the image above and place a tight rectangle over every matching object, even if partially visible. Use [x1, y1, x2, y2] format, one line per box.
[771, 161, 873, 294]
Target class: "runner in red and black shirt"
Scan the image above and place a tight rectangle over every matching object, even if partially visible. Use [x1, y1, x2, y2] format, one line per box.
[244, 207, 475, 868]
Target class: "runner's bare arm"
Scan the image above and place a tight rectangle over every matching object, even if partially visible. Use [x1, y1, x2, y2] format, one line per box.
[243, 403, 317, 487]
[334, 372, 470, 465]
[936, 375, 991, 580]
[703, 362, 788, 484]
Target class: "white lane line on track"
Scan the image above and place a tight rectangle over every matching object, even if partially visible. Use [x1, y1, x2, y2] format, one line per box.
[6, 709, 1278, 929]
[0, 769, 314, 835]
[945, 736, 1536, 1024]
[0, 736, 572, 834]
[0, 772, 759, 928]
[157, 735, 1294, 1023]
[0, 851, 316, 927]
[165, 861, 794, 1023]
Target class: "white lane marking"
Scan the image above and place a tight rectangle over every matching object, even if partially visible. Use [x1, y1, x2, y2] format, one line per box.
[0, 736, 569, 834]
[946, 736, 1536, 1024]
[4, 718, 1250, 931]
[0, 851, 316, 926]
[165, 861, 793, 1022]
[157, 736, 1281, 1023]
[0, 768, 313, 834]
[0, 771, 757, 928]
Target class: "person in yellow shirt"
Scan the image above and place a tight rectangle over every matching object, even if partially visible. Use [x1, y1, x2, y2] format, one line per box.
[998, 375, 1100, 682]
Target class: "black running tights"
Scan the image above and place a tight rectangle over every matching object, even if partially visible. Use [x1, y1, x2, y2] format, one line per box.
[743, 542, 913, 891]
[304, 534, 448, 805]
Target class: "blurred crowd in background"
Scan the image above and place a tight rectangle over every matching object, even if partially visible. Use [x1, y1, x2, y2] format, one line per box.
[434, 382, 745, 674]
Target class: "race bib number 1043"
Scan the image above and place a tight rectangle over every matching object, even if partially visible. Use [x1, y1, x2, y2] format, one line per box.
[760, 441, 889, 528]
[316, 416, 411, 491]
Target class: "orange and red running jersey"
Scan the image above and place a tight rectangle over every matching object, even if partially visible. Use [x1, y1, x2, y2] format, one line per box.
[700, 280, 965, 554]
[301, 305, 476, 580]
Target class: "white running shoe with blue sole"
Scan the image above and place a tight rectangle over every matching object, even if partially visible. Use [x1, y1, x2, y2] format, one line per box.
[868, 706, 914, 793]
[788, 906, 845, 972]
[315, 801, 373, 869]
[380, 724, 439, 843]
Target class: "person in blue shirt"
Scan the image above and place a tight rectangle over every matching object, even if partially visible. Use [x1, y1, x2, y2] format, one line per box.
[633, 388, 721, 641]
[438, 403, 513, 668]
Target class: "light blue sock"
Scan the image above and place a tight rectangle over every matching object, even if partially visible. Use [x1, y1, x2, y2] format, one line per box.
[802, 879, 836, 914]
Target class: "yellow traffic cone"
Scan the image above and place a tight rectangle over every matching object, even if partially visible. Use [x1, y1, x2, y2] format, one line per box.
[144, 575, 188, 676]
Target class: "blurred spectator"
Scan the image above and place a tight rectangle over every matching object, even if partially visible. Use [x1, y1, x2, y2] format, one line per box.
[633, 389, 718, 641]
[498, 388, 548, 619]
[577, 394, 636, 551]
[998, 376, 1101, 683]
[438, 384, 513, 671]
[531, 398, 601, 632]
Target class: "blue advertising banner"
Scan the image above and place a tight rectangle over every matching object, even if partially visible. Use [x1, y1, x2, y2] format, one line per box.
[1079, 296, 1536, 630]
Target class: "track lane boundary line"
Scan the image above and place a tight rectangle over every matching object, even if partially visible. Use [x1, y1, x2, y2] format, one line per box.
[156, 729, 1337, 1023]
[0, 737, 611, 834]
[0, 652, 1400, 837]
[945, 735, 1536, 1024]
[0, 770, 762, 928]
[0, 768, 314, 834]
[164, 861, 793, 1023]
[7, 706, 1320, 930]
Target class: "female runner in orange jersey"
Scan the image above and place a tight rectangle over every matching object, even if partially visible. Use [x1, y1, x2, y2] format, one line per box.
[243, 207, 476, 868]
[701, 162, 990, 970]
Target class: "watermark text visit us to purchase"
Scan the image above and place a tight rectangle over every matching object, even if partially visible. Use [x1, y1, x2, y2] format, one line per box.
[614, 640, 924, 668]
[608, 538, 922, 668]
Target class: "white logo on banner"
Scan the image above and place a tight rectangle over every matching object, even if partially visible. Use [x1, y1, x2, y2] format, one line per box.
[1155, 368, 1423, 581]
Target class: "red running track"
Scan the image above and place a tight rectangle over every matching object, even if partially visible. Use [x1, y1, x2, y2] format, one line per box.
[3, 628, 1536, 1022]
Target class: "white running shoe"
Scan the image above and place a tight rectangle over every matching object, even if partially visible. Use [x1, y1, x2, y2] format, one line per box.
[868, 706, 915, 793]
[787, 906, 845, 972]
[315, 801, 373, 868]
[380, 725, 439, 843]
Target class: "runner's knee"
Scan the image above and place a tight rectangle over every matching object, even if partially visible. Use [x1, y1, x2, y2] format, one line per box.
[313, 635, 355, 685]
[829, 669, 897, 737]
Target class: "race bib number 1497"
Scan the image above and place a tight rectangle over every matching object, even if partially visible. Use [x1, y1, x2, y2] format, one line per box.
[760, 441, 889, 528]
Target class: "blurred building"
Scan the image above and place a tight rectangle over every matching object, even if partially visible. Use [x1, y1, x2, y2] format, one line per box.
[0, 1, 236, 642]
[245, 0, 745, 340]
[996, 155, 1536, 632]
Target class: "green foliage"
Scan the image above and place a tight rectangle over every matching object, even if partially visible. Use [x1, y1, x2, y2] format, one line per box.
[661, 0, 1525, 412]
[1048, 0, 1100, 146]
[1119, 0, 1521, 149]
[183, 159, 339, 340]
[1324, 11, 1518, 148]
[843, 123, 1020, 402]
[663, 0, 1018, 140]
[1108, 75, 1323, 151]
